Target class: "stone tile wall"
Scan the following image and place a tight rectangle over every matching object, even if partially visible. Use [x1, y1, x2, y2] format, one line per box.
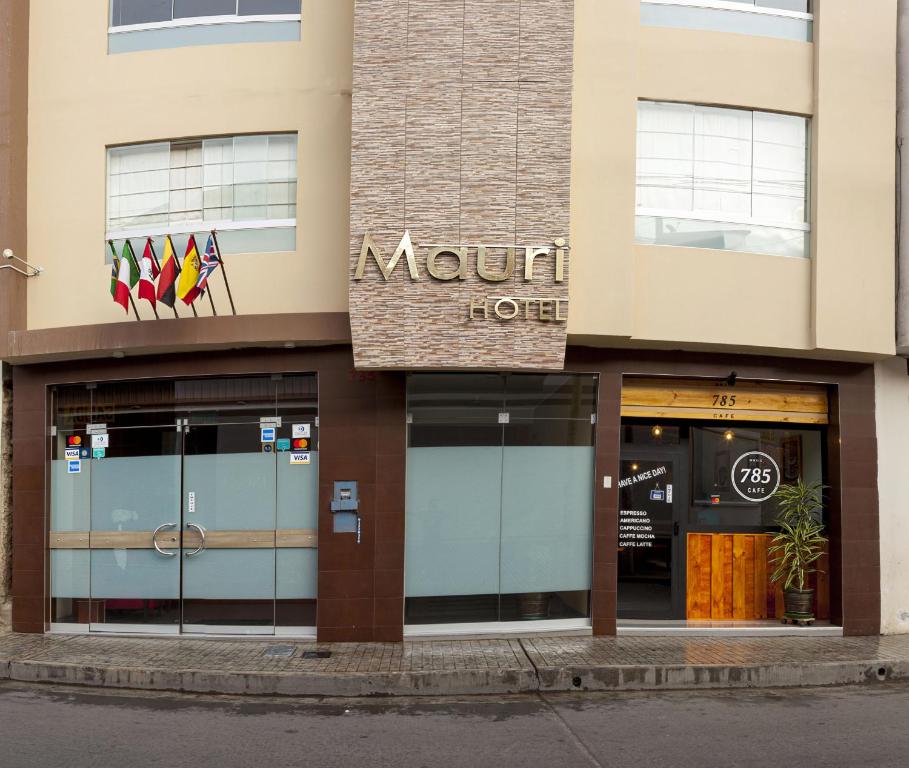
[349, 0, 574, 370]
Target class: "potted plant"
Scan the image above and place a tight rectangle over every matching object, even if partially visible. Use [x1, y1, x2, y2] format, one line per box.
[768, 480, 827, 624]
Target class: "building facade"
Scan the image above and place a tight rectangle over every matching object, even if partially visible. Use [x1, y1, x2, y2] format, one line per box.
[0, 0, 896, 640]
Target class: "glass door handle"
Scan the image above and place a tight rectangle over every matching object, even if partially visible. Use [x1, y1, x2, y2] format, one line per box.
[153, 523, 178, 557]
[673, 521, 680, 536]
[185, 522, 207, 557]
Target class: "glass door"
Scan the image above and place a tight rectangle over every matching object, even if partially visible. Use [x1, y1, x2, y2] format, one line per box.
[181, 417, 278, 635]
[617, 427, 686, 620]
[88, 423, 183, 633]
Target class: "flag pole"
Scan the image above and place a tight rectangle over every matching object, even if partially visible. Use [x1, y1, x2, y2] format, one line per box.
[108, 239, 141, 321]
[206, 287, 218, 316]
[147, 237, 179, 319]
[210, 230, 237, 316]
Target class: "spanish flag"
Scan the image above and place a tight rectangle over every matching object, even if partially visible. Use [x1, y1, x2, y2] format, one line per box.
[156, 236, 179, 308]
[177, 235, 202, 305]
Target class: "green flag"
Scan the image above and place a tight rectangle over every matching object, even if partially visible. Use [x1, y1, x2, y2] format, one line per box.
[108, 241, 120, 298]
[122, 240, 140, 289]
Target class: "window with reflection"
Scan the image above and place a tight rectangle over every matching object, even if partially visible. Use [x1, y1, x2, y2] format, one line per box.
[690, 425, 824, 528]
[640, 1, 812, 43]
[636, 101, 810, 258]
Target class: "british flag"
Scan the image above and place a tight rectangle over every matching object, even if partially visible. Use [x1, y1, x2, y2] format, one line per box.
[194, 235, 221, 296]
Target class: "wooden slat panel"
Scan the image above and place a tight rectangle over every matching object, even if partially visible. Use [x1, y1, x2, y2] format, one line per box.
[743, 536, 755, 619]
[619, 405, 827, 425]
[89, 531, 160, 549]
[620, 378, 828, 425]
[198, 530, 276, 549]
[621, 379, 828, 412]
[49, 529, 317, 550]
[711, 535, 728, 619]
[276, 529, 318, 548]
[753, 535, 768, 619]
[48, 532, 90, 549]
[721, 536, 734, 619]
[732, 535, 748, 620]
[686, 534, 712, 619]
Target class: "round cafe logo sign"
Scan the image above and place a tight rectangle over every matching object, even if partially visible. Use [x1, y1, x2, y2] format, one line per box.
[731, 451, 781, 502]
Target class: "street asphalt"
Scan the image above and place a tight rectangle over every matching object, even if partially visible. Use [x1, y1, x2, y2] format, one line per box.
[2, 680, 909, 767]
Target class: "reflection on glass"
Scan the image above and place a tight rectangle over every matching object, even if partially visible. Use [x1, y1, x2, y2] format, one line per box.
[690, 426, 823, 527]
[617, 459, 675, 619]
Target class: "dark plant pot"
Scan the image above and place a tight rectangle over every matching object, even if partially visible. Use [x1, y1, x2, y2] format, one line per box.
[517, 592, 550, 620]
[783, 588, 814, 620]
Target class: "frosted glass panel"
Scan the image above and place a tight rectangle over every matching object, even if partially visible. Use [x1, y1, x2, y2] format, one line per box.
[91, 549, 179, 599]
[51, 459, 91, 531]
[184, 453, 276, 529]
[52, 549, 90, 598]
[184, 550, 276, 599]
[276, 549, 317, 600]
[405, 446, 502, 598]
[91, 455, 181, 531]
[500, 447, 594, 594]
[277, 452, 318, 529]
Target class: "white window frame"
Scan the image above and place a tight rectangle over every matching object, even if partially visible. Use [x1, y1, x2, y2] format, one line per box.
[641, 0, 812, 22]
[109, 1, 301, 35]
[105, 133, 298, 244]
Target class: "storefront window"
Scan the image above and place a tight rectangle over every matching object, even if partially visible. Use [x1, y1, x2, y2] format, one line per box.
[49, 374, 318, 634]
[690, 425, 823, 528]
[405, 373, 596, 627]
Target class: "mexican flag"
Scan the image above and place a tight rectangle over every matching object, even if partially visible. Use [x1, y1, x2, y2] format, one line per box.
[113, 240, 139, 312]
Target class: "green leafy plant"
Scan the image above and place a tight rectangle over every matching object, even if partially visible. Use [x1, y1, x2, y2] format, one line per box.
[768, 480, 827, 592]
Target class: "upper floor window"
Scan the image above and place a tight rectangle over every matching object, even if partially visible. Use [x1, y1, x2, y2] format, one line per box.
[109, 1, 302, 54]
[641, 1, 813, 43]
[635, 101, 809, 259]
[107, 133, 297, 256]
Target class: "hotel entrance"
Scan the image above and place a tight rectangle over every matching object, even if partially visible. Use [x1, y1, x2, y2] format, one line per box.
[49, 375, 319, 636]
[618, 378, 830, 626]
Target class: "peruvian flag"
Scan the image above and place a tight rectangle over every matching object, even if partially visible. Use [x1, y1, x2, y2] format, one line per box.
[138, 239, 160, 309]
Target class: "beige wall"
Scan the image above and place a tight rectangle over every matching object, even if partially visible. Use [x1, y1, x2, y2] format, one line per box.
[24, 1, 897, 363]
[27, 0, 353, 330]
[568, 0, 895, 360]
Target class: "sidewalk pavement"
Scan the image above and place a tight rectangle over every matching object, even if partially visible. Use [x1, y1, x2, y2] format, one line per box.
[2, 632, 909, 697]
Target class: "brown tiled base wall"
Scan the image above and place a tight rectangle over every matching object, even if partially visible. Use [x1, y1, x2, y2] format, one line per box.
[10, 345, 880, 638]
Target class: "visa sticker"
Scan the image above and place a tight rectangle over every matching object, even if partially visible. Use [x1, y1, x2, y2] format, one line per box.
[290, 451, 311, 465]
[64, 448, 80, 460]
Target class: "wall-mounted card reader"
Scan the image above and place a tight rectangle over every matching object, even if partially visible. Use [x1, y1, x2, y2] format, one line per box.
[330, 481, 360, 540]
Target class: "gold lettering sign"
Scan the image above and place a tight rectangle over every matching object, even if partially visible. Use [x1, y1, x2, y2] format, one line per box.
[355, 232, 568, 323]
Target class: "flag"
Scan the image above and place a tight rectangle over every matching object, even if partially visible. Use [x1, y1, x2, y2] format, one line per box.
[109, 247, 120, 298]
[138, 239, 160, 308]
[194, 235, 221, 297]
[156, 236, 179, 308]
[113, 240, 139, 312]
[177, 235, 202, 305]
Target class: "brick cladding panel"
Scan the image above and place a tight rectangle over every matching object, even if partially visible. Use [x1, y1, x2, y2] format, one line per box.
[350, 0, 574, 370]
